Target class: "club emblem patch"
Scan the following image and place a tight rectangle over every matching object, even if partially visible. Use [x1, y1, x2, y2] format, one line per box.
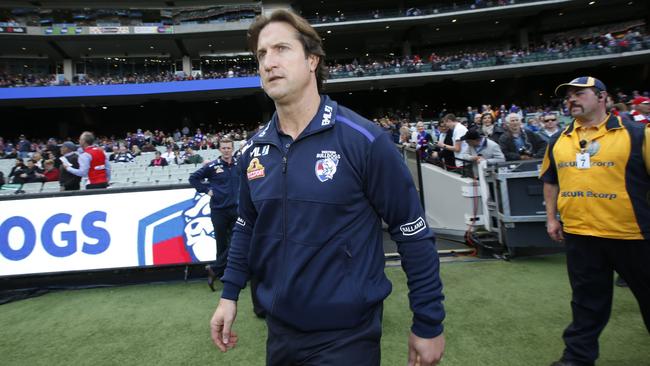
[247, 158, 265, 180]
[315, 150, 340, 182]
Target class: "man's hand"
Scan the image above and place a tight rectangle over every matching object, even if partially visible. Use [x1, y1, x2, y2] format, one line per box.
[408, 332, 445, 366]
[436, 140, 446, 149]
[207, 190, 214, 197]
[210, 298, 238, 352]
[547, 217, 564, 243]
[520, 155, 531, 160]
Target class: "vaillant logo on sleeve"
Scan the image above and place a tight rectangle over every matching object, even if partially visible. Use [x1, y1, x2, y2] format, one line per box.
[399, 217, 427, 236]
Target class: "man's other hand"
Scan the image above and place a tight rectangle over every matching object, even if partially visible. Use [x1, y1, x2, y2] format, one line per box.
[408, 332, 445, 366]
[210, 298, 238, 352]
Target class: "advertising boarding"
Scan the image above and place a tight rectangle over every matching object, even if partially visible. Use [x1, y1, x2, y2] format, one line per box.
[0, 188, 216, 277]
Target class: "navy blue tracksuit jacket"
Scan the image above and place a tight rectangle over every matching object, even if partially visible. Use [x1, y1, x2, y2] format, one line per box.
[188, 157, 239, 209]
[221, 95, 445, 338]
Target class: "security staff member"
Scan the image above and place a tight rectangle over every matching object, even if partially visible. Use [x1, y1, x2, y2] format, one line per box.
[540, 76, 650, 366]
[209, 10, 445, 366]
[64, 131, 110, 189]
[189, 138, 239, 292]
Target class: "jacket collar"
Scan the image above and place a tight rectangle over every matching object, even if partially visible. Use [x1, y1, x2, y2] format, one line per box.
[563, 113, 622, 135]
[253, 95, 338, 147]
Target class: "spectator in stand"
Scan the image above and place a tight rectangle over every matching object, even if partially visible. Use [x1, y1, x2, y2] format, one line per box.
[525, 116, 542, 133]
[8, 158, 27, 184]
[499, 113, 547, 161]
[161, 145, 176, 164]
[172, 149, 185, 165]
[194, 128, 205, 144]
[458, 128, 505, 175]
[59, 141, 81, 191]
[537, 113, 562, 144]
[31, 151, 44, 169]
[38, 159, 60, 182]
[149, 151, 169, 167]
[63, 131, 110, 189]
[415, 121, 433, 159]
[17, 134, 31, 159]
[112, 145, 135, 163]
[19, 159, 43, 183]
[431, 122, 456, 169]
[479, 112, 505, 142]
[629, 96, 650, 124]
[436, 113, 468, 167]
[141, 141, 157, 152]
[183, 147, 204, 165]
[131, 144, 142, 156]
[4, 145, 17, 159]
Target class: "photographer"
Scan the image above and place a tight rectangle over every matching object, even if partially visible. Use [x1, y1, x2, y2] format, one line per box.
[498, 113, 547, 161]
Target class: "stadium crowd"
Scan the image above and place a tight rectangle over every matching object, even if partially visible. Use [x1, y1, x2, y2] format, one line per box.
[328, 28, 649, 77]
[2, 87, 647, 186]
[0, 67, 258, 88]
[306, 0, 518, 23]
[1, 26, 645, 88]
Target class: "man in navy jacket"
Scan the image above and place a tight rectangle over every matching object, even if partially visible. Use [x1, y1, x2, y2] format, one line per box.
[210, 10, 445, 366]
[189, 138, 239, 291]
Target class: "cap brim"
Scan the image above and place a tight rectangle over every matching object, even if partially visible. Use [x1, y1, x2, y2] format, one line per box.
[554, 82, 596, 96]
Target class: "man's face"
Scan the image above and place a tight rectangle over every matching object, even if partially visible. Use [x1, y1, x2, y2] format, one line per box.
[506, 117, 522, 134]
[468, 138, 481, 147]
[542, 115, 558, 130]
[256, 22, 318, 103]
[416, 123, 425, 132]
[565, 87, 602, 119]
[219, 142, 233, 159]
[474, 114, 482, 124]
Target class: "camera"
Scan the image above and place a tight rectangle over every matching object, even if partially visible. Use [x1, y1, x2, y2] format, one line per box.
[518, 146, 532, 156]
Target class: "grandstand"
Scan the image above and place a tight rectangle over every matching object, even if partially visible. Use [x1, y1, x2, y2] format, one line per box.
[1, 0, 650, 365]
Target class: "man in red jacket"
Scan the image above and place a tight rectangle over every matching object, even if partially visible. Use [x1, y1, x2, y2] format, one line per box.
[63, 131, 111, 189]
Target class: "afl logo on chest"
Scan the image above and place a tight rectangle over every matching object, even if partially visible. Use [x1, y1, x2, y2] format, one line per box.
[315, 150, 340, 182]
[247, 158, 265, 180]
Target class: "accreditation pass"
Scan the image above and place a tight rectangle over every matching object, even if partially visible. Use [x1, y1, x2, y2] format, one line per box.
[576, 152, 590, 169]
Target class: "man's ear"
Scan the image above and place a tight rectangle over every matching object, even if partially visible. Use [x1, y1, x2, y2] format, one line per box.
[308, 54, 319, 72]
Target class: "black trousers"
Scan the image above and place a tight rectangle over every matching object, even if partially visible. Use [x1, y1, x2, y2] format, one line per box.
[208, 205, 237, 275]
[266, 304, 382, 366]
[86, 182, 108, 189]
[561, 233, 650, 366]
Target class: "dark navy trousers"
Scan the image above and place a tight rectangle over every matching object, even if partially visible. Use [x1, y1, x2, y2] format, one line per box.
[209, 205, 237, 275]
[561, 234, 650, 366]
[265, 304, 383, 366]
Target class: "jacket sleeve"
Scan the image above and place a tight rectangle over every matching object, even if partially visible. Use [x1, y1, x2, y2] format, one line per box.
[365, 132, 445, 338]
[499, 135, 520, 161]
[188, 164, 210, 193]
[530, 131, 548, 158]
[486, 141, 506, 164]
[221, 155, 257, 300]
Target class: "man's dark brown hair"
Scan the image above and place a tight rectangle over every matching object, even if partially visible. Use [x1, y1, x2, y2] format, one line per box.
[247, 9, 327, 92]
[443, 113, 457, 122]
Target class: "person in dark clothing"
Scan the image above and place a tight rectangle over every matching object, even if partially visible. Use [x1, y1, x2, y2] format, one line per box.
[8, 158, 27, 184]
[210, 11, 445, 366]
[432, 122, 456, 169]
[499, 113, 547, 161]
[188, 138, 239, 290]
[58, 141, 81, 191]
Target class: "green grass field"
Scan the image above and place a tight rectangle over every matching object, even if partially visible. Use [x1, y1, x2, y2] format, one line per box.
[1, 255, 648, 366]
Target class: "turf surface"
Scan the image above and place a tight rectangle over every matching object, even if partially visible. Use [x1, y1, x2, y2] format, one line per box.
[1, 255, 648, 365]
